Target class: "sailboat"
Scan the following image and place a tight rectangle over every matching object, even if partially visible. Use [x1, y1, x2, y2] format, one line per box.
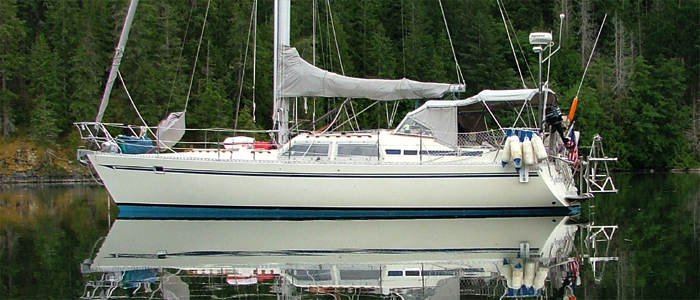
[75, 0, 613, 219]
[83, 217, 580, 299]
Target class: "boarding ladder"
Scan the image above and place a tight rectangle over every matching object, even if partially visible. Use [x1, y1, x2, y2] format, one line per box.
[582, 134, 617, 194]
[578, 134, 618, 283]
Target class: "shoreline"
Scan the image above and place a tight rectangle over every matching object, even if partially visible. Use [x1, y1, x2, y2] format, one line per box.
[0, 175, 97, 185]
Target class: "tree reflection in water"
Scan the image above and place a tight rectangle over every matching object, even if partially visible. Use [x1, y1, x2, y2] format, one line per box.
[0, 185, 111, 299]
[2, 174, 700, 299]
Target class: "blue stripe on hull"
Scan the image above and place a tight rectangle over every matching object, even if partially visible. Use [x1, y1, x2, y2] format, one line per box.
[117, 204, 580, 220]
[100, 164, 539, 179]
[108, 247, 538, 258]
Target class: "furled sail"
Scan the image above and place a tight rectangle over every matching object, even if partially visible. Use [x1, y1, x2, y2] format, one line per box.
[156, 111, 186, 149]
[279, 46, 463, 100]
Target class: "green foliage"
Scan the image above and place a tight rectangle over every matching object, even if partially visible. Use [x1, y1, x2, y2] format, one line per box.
[236, 105, 266, 140]
[0, 0, 698, 169]
[0, 0, 26, 137]
[586, 173, 700, 298]
[28, 35, 62, 145]
[0, 187, 111, 299]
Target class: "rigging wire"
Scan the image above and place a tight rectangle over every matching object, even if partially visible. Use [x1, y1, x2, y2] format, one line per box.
[501, 0, 536, 87]
[390, 0, 405, 128]
[496, 0, 526, 88]
[325, 0, 345, 76]
[401, 0, 406, 77]
[312, 0, 317, 130]
[234, 0, 258, 130]
[319, 0, 356, 132]
[343, 103, 357, 132]
[183, 0, 212, 111]
[577, 14, 608, 97]
[438, 0, 465, 85]
[118, 71, 156, 138]
[252, 0, 257, 123]
[165, 0, 197, 115]
[332, 100, 380, 132]
[498, 0, 539, 126]
[321, 98, 351, 134]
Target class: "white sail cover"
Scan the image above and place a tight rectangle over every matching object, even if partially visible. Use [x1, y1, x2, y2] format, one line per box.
[279, 46, 461, 100]
[156, 112, 186, 148]
[396, 89, 555, 146]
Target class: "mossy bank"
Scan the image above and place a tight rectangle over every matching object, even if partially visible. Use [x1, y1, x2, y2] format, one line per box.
[0, 138, 91, 184]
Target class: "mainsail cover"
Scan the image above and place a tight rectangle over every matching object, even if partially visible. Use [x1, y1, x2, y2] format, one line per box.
[279, 46, 459, 100]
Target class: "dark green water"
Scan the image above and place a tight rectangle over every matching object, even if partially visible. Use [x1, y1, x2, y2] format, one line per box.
[581, 173, 700, 299]
[0, 173, 699, 299]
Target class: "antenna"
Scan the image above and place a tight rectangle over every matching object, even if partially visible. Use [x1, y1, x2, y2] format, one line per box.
[545, 14, 566, 86]
[529, 31, 552, 128]
[529, 13, 565, 129]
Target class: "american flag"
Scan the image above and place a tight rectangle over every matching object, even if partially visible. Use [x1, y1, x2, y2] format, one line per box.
[568, 257, 581, 286]
[567, 125, 579, 168]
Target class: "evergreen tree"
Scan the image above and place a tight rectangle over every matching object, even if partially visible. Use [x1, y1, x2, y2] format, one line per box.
[68, 0, 114, 123]
[188, 78, 232, 144]
[0, 0, 26, 137]
[28, 35, 62, 145]
[43, 0, 79, 132]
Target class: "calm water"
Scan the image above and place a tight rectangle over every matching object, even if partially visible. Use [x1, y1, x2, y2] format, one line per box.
[0, 173, 699, 299]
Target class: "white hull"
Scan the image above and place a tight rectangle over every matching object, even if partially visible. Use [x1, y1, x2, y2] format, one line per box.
[87, 217, 578, 297]
[87, 149, 578, 218]
[92, 217, 575, 269]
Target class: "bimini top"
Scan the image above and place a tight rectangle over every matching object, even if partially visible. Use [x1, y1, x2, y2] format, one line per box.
[395, 88, 557, 147]
[410, 88, 555, 111]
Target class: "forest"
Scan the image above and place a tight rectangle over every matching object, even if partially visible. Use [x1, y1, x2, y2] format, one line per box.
[0, 0, 699, 171]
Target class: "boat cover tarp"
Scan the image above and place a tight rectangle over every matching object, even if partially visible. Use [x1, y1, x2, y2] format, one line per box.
[279, 46, 459, 100]
[402, 106, 458, 146]
[116, 135, 154, 154]
[396, 89, 556, 145]
[121, 269, 158, 289]
[427, 277, 460, 300]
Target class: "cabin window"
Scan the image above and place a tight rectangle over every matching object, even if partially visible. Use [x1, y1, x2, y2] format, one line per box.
[337, 144, 379, 157]
[290, 269, 332, 281]
[385, 149, 401, 155]
[463, 267, 485, 273]
[397, 119, 433, 137]
[403, 150, 418, 155]
[404, 270, 420, 276]
[424, 270, 455, 276]
[387, 271, 403, 276]
[281, 143, 330, 157]
[339, 270, 381, 280]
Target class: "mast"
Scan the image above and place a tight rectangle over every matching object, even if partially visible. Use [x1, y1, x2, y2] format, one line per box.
[273, 0, 291, 145]
[95, 0, 139, 123]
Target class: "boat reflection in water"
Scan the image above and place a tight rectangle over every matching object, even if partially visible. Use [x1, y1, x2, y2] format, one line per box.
[82, 217, 581, 299]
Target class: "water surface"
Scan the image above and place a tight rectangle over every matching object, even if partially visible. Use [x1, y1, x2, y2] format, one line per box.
[0, 173, 699, 299]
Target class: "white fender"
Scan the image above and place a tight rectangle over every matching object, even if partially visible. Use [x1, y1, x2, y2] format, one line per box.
[522, 137, 535, 166]
[509, 136, 522, 170]
[532, 134, 548, 161]
[510, 261, 523, 288]
[523, 261, 536, 287]
[500, 136, 512, 167]
[533, 267, 549, 290]
[501, 263, 513, 288]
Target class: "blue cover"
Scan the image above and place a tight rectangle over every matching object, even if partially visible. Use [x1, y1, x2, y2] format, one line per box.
[116, 135, 154, 154]
[121, 269, 158, 289]
[505, 129, 536, 141]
